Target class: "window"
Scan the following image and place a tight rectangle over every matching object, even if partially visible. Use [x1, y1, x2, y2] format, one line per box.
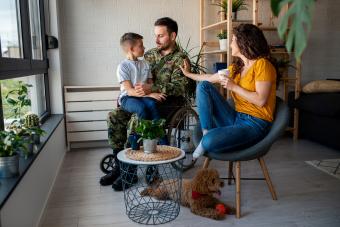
[1, 74, 47, 127]
[0, 0, 23, 58]
[29, 0, 43, 60]
[0, 0, 50, 130]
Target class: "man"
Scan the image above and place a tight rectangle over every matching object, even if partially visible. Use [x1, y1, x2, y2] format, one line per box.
[100, 17, 190, 191]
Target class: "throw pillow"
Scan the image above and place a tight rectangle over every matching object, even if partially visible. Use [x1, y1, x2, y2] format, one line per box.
[302, 80, 340, 93]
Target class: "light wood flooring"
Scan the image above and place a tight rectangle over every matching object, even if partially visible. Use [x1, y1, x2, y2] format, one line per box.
[40, 136, 340, 227]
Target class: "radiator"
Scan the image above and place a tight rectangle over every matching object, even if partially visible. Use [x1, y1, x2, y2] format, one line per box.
[64, 85, 120, 150]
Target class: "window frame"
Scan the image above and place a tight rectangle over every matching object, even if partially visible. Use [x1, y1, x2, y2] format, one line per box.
[0, 0, 50, 130]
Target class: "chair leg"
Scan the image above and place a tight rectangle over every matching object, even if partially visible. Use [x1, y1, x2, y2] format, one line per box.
[202, 158, 211, 169]
[258, 158, 277, 200]
[228, 161, 234, 185]
[235, 161, 241, 218]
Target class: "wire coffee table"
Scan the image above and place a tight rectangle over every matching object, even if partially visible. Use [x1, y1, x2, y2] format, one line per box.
[117, 146, 185, 225]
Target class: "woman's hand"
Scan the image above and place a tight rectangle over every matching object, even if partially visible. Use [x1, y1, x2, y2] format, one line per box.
[180, 60, 191, 77]
[148, 93, 166, 102]
[220, 78, 236, 91]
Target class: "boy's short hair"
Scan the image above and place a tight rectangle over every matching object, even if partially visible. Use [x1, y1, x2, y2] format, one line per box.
[120, 32, 143, 46]
[154, 17, 178, 36]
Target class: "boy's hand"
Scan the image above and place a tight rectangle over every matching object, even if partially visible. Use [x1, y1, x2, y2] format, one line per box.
[135, 83, 151, 95]
[148, 93, 166, 102]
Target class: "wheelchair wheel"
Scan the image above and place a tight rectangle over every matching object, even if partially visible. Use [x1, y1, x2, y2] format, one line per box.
[100, 154, 117, 174]
[167, 107, 199, 171]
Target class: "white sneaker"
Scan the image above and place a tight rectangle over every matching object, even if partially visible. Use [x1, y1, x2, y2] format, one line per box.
[192, 149, 205, 160]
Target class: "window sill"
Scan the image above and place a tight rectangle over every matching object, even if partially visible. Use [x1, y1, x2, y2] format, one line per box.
[0, 114, 64, 209]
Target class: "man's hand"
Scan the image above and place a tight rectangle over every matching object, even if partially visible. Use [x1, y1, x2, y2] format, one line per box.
[148, 93, 166, 102]
[135, 83, 152, 95]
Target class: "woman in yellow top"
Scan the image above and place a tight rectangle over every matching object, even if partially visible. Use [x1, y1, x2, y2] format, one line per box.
[180, 24, 277, 159]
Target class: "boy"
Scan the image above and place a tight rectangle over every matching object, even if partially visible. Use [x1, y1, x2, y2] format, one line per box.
[117, 32, 166, 120]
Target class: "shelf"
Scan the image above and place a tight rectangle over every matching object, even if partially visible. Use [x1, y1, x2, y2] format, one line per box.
[202, 49, 228, 55]
[259, 26, 277, 31]
[201, 19, 253, 31]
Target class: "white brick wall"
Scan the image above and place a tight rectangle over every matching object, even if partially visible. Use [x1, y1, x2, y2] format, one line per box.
[59, 0, 200, 86]
[58, 0, 340, 87]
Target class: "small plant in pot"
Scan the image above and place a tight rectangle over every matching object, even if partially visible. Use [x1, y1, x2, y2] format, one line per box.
[217, 31, 228, 51]
[136, 119, 166, 154]
[0, 131, 27, 178]
[24, 112, 45, 144]
[212, 0, 248, 20]
[6, 121, 34, 158]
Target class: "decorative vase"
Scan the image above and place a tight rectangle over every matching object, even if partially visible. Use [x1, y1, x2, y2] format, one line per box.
[32, 133, 40, 144]
[232, 12, 237, 20]
[219, 38, 228, 51]
[20, 135, 34, 157]
[0, 153, 19, 178]
[143, 139, 158, 154]
[128, 133, 140, 150]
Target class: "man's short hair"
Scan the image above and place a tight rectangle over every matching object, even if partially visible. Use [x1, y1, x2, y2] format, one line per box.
[120, 32, 143, 46]
[154, 17, 178, 35]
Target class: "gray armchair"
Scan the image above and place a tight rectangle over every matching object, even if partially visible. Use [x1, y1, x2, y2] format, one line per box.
[198, 97, 289, 218]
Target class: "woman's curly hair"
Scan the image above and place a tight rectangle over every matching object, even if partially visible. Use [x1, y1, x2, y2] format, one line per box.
[231, 24, 280, 86]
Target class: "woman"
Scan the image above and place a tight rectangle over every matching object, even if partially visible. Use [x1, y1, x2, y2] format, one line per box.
[180, 24, 277, 159]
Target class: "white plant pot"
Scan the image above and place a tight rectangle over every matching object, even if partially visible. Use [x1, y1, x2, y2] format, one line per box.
[219, 39, 228, 51]
[143, 139, 158, 154]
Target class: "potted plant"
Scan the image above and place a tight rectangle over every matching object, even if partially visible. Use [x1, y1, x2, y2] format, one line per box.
[0, 131, 27, 178]
[24, 112, 45, 144]
[6, 121, 34, 157]
[212, 0, 248, 20]
[136, 119, 166, 154]
[217, 31, 228, 51]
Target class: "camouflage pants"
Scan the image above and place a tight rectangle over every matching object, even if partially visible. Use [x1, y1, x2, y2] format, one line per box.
[107, 108, 139, 154]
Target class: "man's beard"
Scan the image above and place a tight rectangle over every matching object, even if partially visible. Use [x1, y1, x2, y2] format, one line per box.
[157, 42, 171, 51]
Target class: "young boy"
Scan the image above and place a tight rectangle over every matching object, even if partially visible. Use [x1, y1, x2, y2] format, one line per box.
[117, 32, 166, 120]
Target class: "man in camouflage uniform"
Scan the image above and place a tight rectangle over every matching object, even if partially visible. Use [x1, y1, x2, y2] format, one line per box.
[100, 17, 190, 189]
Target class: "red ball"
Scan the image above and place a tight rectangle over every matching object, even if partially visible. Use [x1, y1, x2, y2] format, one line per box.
[215, 204, 226, 215]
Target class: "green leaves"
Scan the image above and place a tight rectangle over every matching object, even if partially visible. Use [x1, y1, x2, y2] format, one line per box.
[212, 0, 248, 14]
[136, 119, 166, 140]
[271, 0, 315, 60]
[5, 81, 32, 119]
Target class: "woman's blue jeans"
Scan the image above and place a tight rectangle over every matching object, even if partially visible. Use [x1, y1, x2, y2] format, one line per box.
[120, 96, 160, 120]
[196, 81, 272, 153]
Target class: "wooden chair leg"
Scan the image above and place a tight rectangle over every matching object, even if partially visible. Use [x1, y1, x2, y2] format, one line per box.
[258, 157, 277, 200]
[235, 161, 241, 218]
[228, 161, 234, 185]
[202, 158, 211, 169]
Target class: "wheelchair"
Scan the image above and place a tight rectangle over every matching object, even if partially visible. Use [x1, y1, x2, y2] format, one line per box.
[100, 96, 200, 174]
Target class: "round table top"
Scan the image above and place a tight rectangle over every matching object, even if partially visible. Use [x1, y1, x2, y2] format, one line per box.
[117, 146, 185, 165]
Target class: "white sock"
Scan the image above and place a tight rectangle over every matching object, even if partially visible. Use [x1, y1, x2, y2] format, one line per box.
[193, 141, 205, 160]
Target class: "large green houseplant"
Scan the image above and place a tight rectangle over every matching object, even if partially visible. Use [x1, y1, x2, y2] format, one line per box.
[136, 119, 166, 154]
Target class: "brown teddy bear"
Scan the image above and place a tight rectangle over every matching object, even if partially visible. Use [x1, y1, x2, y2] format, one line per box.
[141, 168, 234, 220]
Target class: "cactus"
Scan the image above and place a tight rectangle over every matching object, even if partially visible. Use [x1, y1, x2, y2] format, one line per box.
[24, 113, 40, 128]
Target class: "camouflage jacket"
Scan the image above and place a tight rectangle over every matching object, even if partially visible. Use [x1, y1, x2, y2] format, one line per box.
[144, 45, 189, 97]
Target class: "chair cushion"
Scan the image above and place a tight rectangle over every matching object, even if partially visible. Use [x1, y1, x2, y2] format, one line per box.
[302, 80, 340, 93]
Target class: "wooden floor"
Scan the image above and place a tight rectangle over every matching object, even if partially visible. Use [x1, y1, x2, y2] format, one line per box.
[40, 136, 340, 227]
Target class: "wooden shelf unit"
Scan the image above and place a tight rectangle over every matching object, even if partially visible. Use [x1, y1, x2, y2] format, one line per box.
[199, 0, 301, 140]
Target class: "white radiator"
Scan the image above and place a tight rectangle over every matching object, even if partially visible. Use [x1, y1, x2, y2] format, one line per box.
[64, 85, 120, 150]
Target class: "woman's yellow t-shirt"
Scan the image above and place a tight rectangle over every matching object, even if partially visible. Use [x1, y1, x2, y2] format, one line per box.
[229, 58, 276, 122]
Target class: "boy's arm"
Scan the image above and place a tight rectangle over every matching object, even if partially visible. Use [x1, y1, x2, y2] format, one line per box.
[121, 81, 145, 97]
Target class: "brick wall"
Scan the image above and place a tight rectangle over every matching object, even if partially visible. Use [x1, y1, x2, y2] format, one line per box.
[59, 0, 200, 86]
